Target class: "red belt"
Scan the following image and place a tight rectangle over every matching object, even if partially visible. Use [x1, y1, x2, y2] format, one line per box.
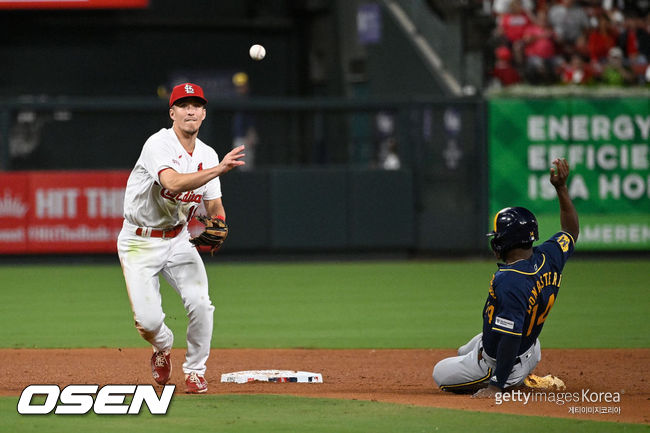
[135, 224, 184, 239]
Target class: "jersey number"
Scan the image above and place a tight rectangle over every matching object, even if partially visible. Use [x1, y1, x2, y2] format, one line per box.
[486, 305, 495, 324]
[557, 234, 570, 252]
[188, 205, 198, 222]
[526, 293, 556, 336]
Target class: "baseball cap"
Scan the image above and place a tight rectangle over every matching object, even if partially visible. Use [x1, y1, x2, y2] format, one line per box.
[169, 83, 208, 107]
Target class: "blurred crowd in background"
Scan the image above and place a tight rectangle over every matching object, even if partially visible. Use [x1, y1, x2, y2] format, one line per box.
[486, 0, 650, 87]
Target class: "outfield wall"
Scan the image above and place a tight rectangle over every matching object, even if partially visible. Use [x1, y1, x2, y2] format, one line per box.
[0, 168, 417, 254]
[0, 95, 647, 254]
[0, 97, 486, 255]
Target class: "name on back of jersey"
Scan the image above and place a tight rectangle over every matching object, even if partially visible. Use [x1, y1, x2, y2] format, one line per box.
[526, 271, 562, 314]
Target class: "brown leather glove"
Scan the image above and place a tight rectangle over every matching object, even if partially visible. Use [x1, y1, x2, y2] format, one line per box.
[190, 215, 228, 255]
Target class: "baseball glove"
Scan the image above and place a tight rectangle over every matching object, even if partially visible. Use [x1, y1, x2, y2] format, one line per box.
[190, 215, 229, 255]
[524, 374, 566, 390]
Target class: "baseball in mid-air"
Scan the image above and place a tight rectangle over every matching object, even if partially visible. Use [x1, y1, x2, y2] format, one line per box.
[249, 44, 266, 61]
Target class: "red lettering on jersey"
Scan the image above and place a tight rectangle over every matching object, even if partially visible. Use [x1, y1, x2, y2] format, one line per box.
[160, 188, 176, 200]
[160, 188, 203, 204]
[197, 163, 203, 171]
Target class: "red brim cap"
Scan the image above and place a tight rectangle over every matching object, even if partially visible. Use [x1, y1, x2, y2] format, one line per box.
[169, 82, 208, 107]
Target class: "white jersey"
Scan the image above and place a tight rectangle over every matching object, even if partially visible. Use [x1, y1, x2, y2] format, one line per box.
[123, 127, 222, 228]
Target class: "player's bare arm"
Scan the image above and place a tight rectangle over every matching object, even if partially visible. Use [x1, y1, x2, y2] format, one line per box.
[550, 158, 579, 241]
[159, 145, 246, 194]
[204, 198, 226, 220]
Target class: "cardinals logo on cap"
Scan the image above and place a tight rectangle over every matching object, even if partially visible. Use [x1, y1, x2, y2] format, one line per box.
[169, 82, 208, 107]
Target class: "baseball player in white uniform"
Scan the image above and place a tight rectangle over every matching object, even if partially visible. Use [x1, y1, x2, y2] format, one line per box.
[117, 82, 245, 393]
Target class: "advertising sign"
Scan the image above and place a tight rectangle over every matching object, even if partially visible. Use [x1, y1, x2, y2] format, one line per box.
[489, 98, 649, 250]
[0, 170, 208, 254]
[0, 171, 129, 253]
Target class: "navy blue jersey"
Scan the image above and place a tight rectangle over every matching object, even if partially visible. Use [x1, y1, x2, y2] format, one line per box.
[482, 231, 575, 358]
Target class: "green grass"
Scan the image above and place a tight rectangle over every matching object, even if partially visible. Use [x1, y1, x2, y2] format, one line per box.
[540, 259, 650, 348]
[0, 259, 648, 349]
[2, 394, 645, 433]
[1, 258, 647, 431]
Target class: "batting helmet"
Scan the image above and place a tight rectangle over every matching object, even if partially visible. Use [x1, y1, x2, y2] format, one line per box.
[487, 207, 539, 258]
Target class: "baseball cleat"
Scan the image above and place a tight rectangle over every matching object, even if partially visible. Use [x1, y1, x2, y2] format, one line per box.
[151, 351, 172, 385]
[524, 374, 566, 390]
[185, 372, 208, 394]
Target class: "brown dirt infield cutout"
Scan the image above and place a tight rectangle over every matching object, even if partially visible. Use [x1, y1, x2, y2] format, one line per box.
[1, 348, 648, 424]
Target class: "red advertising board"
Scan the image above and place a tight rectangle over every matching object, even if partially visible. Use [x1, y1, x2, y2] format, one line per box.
[0, 170, 130, 254]
[1, 170, 207, 254]
[0, 173, 30, 254]
[0, 0, 148, 9]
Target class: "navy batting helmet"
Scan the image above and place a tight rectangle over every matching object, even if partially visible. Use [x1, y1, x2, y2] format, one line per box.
[487, 207, 539, 258]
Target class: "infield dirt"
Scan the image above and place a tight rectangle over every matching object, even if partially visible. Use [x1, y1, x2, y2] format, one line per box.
[1, 348, 648, 424]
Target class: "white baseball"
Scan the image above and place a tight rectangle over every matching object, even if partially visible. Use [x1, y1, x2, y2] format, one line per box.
[249, 44, 266, 61]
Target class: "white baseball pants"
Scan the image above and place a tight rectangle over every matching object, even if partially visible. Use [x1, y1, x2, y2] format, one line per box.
[118, 221, 215, 376]
[433, 333, 541, 393]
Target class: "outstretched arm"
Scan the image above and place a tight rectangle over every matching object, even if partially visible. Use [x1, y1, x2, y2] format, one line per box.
[550, 158, 579, 242]
[160, 145, 246, 194]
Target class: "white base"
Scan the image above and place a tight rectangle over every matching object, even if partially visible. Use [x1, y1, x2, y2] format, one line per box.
[220, 369, 323, 384]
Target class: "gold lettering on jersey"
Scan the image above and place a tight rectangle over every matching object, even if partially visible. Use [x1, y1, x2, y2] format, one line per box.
[488, 275, 496, 300]
[526, 271, 561, 314]
[485, 276, 497, 323]
[486, 305, 495, 324]
[557, 234, 570, 253]
[160, 188, 203, 204]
